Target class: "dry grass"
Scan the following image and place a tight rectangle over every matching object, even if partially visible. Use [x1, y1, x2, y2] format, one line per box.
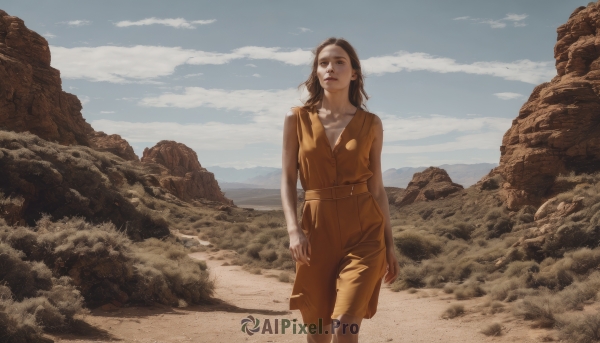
[441, 304, 465, 319]
[480, 323, 502, 336]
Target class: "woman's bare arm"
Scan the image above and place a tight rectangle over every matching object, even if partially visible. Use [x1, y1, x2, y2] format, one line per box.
[367, 114, 399, 283]
[281, 109, 311, 266]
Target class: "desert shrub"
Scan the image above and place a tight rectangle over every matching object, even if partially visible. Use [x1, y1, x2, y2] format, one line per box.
[131, 238, 215, 305]
[480, 323, 502, 336]
[441, 304, 464, 319]
[454, 281, 486, 300]
[557, 311, 600, 343]
[278, 273, 290, 283]
[486, 217, 513, 239]
[246, 243, 263, 259]
[259, 249, 278, 262]
[394, 231, 442, 261]
[505, 261, 540, 278]
[513, 294, 557, 328]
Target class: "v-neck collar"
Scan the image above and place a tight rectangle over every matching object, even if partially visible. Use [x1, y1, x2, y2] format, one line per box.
[311, 107, 361, 154]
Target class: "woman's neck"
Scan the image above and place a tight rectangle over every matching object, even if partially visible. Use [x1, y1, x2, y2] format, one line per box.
[319, 89, 356, 115]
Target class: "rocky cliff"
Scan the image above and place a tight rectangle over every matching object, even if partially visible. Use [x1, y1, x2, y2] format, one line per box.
[89, 131, 140, 161]
[142, 141, 233, 205]
[498, 3, 600, 209]
[0, 10, 93, 145]
[394, 167, 464, 207]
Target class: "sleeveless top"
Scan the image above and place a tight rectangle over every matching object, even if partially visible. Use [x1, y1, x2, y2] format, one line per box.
[294, 106, 379, 191]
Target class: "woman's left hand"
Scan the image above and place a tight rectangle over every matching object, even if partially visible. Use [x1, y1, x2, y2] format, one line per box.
[383, 248, 399, 284]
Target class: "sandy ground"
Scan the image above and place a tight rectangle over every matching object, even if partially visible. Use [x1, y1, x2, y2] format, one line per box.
[49, 249, 561, 343]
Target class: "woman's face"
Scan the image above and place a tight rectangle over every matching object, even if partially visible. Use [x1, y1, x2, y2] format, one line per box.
[316, 44, 357, 94]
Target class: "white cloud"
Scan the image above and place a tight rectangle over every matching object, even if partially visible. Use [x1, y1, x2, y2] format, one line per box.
[252, 73, 261, 78]
[92, 119, 280, 150]
[454, 13, 528, 29]
[79, 95, 90, 105]
[183, 73, 204, 78]
[91, 107, 510, 156]
[138, 87, 306, 125]
[100, 111, 115, 114]
[58, 20, 91, 27]
[384, 132, 504, 154]
[50, 44, 553, 84]
[42, 32, 56, 39]
[50, 45, 311, 83]
[494, 92, 524, 100]
[246, 64, 257, 67]
[479, 20, 506, 29]
[504, 13, 528, 22]
[378, 113, 510, 142]
[115, 17, 216, 29]
[361, 51, 555, 84]
[299, 27, 312, 32]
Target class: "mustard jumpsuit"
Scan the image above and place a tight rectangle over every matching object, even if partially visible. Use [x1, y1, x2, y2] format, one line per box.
[289, 106, 388, 328]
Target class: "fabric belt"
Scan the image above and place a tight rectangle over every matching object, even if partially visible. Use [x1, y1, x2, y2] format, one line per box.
[304, 182, 369, 200]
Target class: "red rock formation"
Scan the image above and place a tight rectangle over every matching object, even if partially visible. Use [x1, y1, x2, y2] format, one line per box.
[395, 167, 463, 207]
[89, 131, 139, 161]
[0, 10, 93, 145]
[141, 141, 232, 205]
[497, 3, 600, 210]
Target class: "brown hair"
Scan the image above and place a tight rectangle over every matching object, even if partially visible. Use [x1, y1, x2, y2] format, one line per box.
[299, 37, 369, 110]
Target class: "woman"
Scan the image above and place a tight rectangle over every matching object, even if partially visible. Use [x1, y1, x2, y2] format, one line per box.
[281, 37, 399, 343]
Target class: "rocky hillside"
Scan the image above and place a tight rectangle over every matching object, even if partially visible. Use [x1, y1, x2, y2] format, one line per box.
[497, 4, 600, 210]
[0, 9, 231, 209]
[0, 10, 93, 146]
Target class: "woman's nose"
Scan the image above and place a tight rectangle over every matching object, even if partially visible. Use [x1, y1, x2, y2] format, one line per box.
[326, 63, 333, 72]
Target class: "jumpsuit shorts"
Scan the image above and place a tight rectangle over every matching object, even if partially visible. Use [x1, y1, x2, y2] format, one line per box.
[289, 106, 388, 328]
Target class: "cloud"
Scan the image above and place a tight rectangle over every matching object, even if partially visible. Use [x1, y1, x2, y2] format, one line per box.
[361, 51, 555, 84]
[91, 109, 510, 155]
[504, 14, 528, 22]
[79, 95, 90, 105]
[42, 32, 56, 39]
[138, 87, 305, 124]
[114, 17, 216, 29]
[58, 20, 91, 27]
[298, 27, 312, 33]
[384, 132, 504, 154]
[378, 114, 510, 142]
[494, 92, 524, 100]
[183, 73, 204, 78]
[50, 44, 553, 84]
[246, 64, 257, 67]
[252, 73, 261, 78]
[49, 45, 311, 83]
[454, 13, 528, 29]
[100, 111, 115, 114]
[479, 20, 506, 29]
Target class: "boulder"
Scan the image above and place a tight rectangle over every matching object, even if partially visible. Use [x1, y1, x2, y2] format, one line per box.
[395, 167, 463, 207]
[88, 131, 139, 161]
[141, 141, 232, 205]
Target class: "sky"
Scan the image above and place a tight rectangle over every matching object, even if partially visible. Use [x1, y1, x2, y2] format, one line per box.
[2, 0, 591, 171]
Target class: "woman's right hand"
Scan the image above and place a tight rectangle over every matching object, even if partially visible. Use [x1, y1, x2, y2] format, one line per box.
[288, 228, 311, 267]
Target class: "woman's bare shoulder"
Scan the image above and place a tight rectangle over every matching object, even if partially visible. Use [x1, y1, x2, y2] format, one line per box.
[286, 106, 308, 120]
[362, 109, 382, 126]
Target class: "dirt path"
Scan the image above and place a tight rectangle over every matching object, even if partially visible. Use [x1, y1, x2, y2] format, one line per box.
[49, 249, 559, 343]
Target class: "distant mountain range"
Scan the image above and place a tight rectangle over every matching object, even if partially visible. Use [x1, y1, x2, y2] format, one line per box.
[207, 163, 497, 190]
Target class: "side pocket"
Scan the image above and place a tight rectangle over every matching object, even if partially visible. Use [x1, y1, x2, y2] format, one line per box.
[370, 194, 385, 222]
[355, 194, 364, 234]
